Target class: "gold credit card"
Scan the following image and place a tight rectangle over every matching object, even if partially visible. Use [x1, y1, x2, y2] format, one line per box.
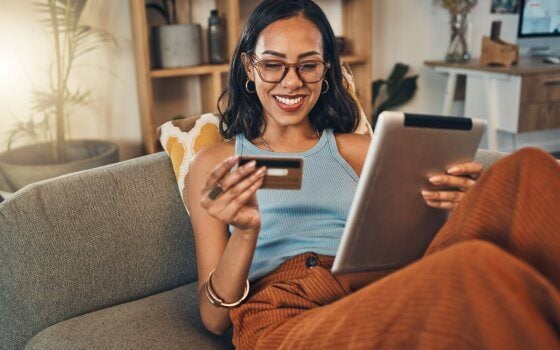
[238, 156, 303, 189]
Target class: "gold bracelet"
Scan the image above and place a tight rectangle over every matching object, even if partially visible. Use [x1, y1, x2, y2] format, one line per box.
[203, 269, 250, 308]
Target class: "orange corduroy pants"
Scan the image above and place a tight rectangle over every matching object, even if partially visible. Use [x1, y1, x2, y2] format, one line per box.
[230, 148, 560, 349]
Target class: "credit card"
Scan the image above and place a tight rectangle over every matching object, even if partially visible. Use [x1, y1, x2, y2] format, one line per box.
[238, 156, 303, 189]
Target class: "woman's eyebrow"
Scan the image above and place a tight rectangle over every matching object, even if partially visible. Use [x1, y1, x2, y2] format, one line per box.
[260, 50, 321, 59]
[298, 51, 321, 59]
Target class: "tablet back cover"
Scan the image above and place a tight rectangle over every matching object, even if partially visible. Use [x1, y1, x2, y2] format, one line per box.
[332, 112, 486, 274]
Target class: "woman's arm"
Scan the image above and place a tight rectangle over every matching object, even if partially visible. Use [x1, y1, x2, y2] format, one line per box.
[186, 144, 266, 334]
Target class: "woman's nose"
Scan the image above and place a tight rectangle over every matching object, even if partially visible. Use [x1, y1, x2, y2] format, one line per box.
[281, 66, 303, 90]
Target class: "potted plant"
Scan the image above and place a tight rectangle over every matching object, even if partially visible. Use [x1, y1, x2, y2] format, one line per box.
[0, 0, 119, 193]
[371, 63, 418, 129]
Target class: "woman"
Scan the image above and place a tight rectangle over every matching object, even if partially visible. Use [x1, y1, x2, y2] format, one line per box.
[187, 1, 560, 348]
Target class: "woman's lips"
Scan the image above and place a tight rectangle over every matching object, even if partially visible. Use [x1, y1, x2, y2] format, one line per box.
[273, 95, 306, 113]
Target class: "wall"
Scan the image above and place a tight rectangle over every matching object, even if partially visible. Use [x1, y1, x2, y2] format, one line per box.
[1, 0, 558, 160]
[372, 0, 560, 152]
[0, 1, 142, 160]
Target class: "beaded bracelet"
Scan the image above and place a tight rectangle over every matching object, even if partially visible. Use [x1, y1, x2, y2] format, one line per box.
[203, 269, 250, 308]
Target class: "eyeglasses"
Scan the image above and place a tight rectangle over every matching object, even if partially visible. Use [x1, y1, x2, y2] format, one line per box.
[249, 55, 330, 83]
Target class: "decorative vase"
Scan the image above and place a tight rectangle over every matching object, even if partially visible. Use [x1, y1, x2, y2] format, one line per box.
[152, 24, 202, 68]
[445, 12, 471, 63]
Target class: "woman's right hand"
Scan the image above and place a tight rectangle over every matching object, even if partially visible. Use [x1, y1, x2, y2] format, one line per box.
[200, 155, 267, 233]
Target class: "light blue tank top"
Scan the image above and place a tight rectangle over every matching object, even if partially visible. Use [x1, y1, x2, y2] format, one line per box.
[232, 129, 358, 281]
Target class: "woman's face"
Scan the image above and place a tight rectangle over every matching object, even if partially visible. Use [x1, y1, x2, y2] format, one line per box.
[243, 16, 325, 130]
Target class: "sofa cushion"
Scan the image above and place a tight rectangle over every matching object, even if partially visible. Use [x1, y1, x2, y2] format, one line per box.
[25, 282, 232, 350]
[0, 152, 198, 350]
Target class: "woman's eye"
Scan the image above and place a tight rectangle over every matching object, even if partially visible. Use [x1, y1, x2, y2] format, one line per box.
[263, 62, 283, 70]
[300, 62, 319, 71]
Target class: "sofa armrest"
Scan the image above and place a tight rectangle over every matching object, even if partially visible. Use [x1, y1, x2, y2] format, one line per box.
[0, 152, 197, 350]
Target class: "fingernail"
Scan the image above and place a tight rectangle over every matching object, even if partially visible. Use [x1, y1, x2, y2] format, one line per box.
[421, 190, 434, 198]
[447, 166, 460, 174]
[245, 160, 256, 168]
[257, 166, 267, 174]
[429, 176, 443, 184]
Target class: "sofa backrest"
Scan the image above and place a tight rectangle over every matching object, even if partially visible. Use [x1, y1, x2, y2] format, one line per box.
[0, 152, 198, 350]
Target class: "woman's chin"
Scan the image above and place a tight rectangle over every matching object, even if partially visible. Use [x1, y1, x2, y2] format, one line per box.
[271, 113, 308, 126]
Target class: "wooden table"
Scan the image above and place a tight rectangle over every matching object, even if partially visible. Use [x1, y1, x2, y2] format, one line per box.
[425, 58, 560, 151]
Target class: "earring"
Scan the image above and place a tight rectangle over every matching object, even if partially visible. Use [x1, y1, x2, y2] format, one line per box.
[321, 80, 329, 94]
[245, 78, 256, 94]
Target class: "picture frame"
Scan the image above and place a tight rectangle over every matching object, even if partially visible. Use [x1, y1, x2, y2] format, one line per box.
[491, 0, 520, 14]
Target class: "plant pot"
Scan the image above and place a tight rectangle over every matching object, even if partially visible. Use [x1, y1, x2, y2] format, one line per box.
[152, 24, 202, 68]
[0, 140, 119, 192]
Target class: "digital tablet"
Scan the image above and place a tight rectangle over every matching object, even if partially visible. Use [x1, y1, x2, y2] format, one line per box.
[331, 111, 486, 274]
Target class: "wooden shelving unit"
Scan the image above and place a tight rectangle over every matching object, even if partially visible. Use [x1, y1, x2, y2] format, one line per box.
[130, 0, 372, 154]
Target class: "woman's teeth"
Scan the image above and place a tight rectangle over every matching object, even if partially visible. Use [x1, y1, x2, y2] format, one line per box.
[274, 96, 303, 105]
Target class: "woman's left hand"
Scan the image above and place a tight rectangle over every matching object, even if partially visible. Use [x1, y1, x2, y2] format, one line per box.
[421, 161, 483, 210]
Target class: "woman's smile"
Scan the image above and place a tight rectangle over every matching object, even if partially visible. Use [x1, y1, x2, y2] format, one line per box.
[272, 94, 306, 112]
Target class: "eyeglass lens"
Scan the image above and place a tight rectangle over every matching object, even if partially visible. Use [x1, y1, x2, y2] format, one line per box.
[256, 60, 326, 83]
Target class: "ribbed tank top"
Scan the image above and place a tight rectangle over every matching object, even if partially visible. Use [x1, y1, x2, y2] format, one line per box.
[232, 129, 358, 281]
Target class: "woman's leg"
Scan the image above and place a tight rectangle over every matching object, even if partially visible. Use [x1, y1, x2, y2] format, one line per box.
[235, 241, 560, 349]
[426, 147, 560, 288]
[232, 148, 560, 349]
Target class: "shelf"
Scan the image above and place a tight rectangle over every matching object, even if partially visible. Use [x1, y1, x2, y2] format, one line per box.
[130, 0, 372, 154]
[151, 64, 230, 78]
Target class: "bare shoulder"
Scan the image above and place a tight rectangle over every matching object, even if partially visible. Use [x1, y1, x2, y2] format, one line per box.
[185, 141, 234, 213]
[189, 141, 235, 174]
[334, 133, 372, 177]
[334, 133, 371, 149]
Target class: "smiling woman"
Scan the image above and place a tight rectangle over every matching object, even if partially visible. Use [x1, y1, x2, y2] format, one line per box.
[180, 1, 560, 349]
[192, 0, 429, 332]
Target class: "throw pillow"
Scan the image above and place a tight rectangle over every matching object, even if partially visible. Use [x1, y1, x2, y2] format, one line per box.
[157, 113, 224, 209]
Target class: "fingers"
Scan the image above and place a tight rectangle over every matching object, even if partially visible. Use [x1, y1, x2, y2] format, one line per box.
[202, 163, 267, 223]
[220, 169, 266, 222]
[202, 155, 240, 193]
[422, 190, 465, 210]
[446, 161, 483, 179]
[219, 159, 259, 192]
[425, 166, 475, 210]
[201, 156, 258, 202]
[428, 174, 476, 190]
[424, 199, 458, 210]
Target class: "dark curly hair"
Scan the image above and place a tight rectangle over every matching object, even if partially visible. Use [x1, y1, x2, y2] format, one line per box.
[217, 0, 359, 140]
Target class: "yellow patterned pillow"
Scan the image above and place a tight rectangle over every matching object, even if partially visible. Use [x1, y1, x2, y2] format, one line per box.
[157, 113, 224, 210]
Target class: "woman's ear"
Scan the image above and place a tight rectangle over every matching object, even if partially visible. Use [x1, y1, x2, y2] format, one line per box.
[241, 53, 255, 81]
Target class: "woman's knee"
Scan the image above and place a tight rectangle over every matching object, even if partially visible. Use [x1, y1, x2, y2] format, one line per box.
[501, 147, 558, 171]
[431, 240, 516, 274]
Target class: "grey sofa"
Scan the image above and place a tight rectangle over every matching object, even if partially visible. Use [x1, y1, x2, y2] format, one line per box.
[0, 149, 506, 350]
